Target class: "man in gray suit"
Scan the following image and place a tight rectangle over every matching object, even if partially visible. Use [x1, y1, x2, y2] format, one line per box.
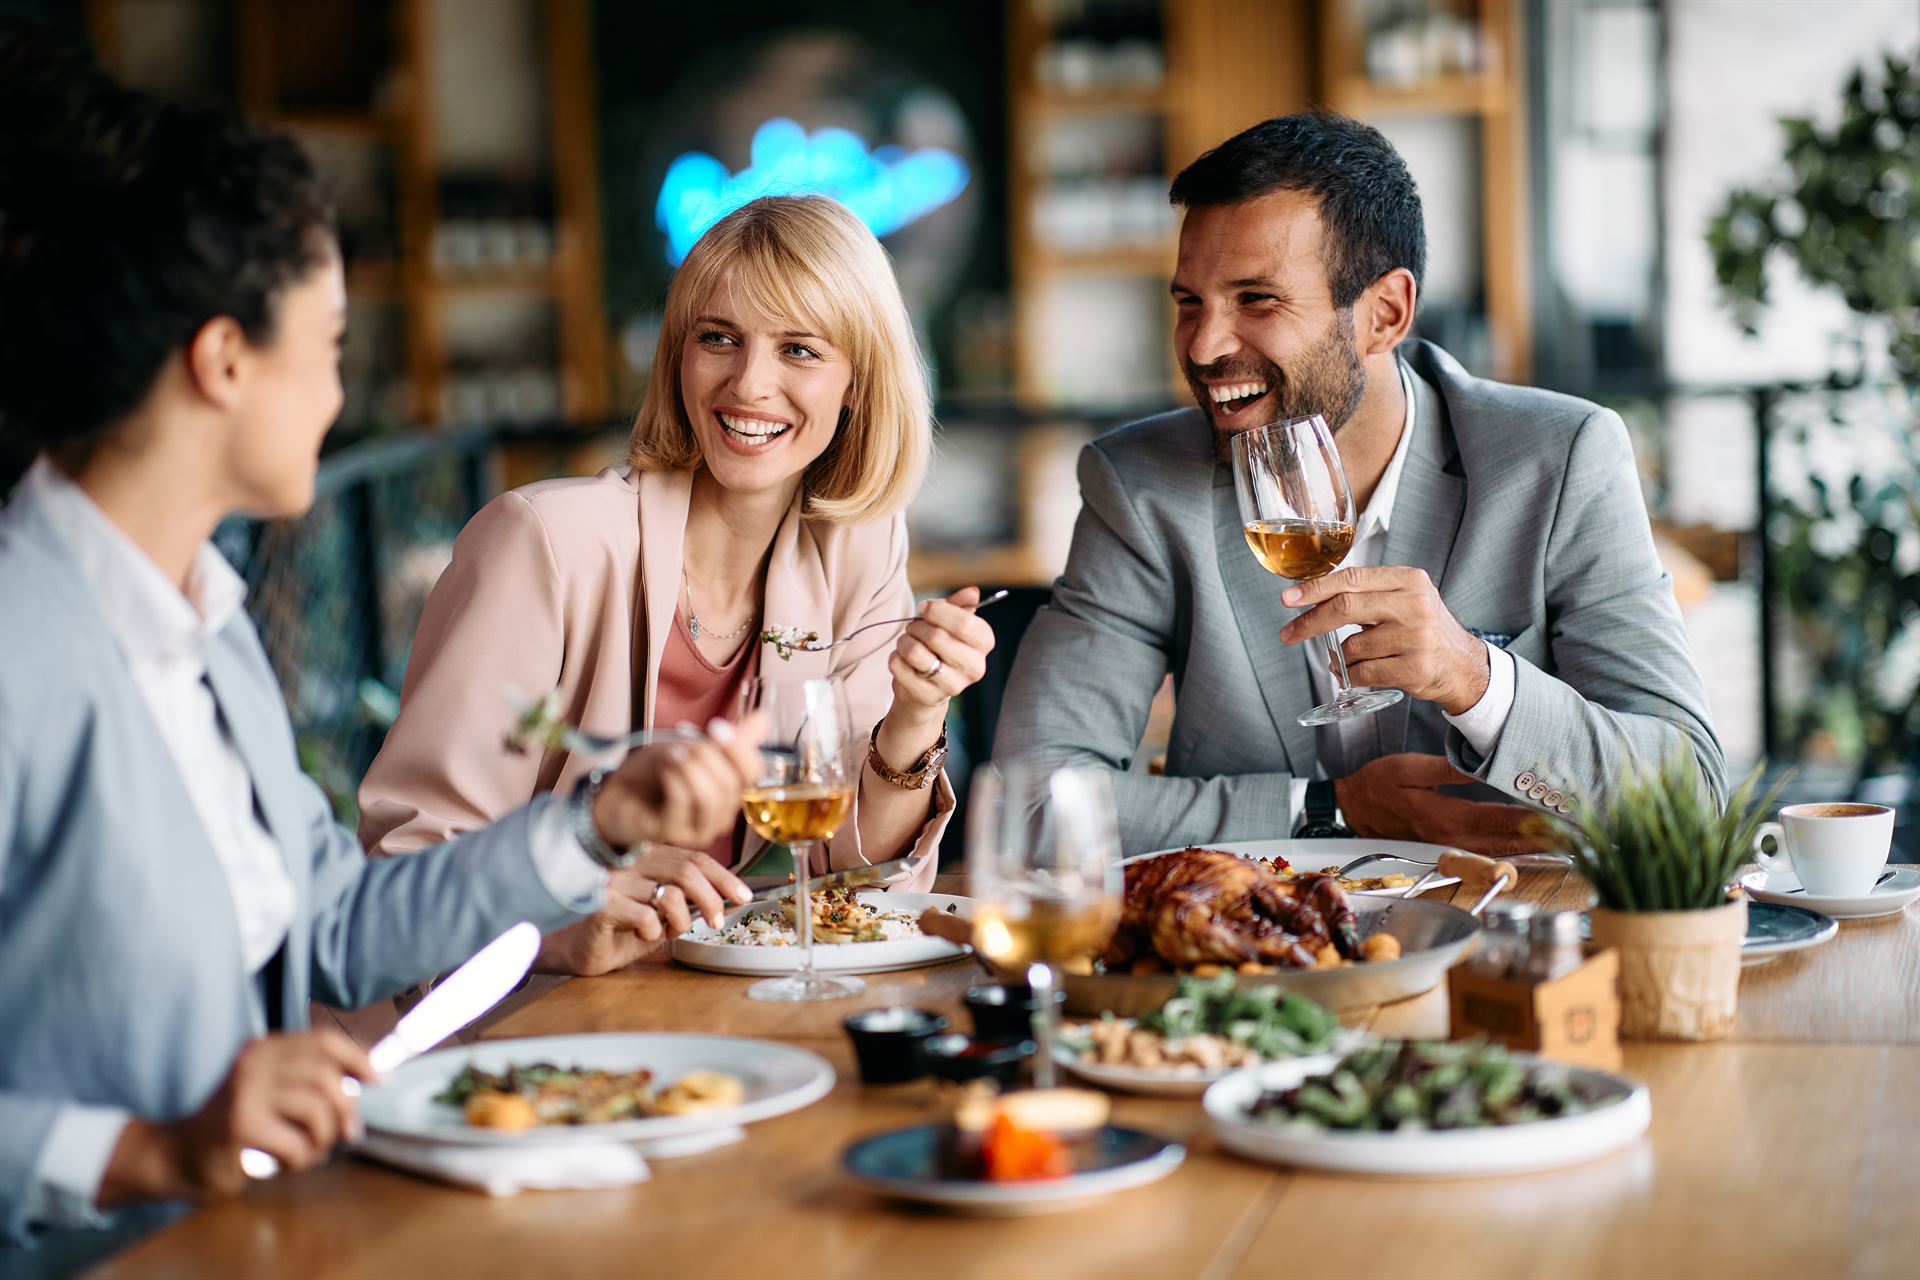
[994, 113, 1724, 854]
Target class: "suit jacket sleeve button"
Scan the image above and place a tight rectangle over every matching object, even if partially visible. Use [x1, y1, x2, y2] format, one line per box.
[1545, 790, 1564, 807]
[1516, 771, 1536, 791]
[1529, 783, 1549, 801]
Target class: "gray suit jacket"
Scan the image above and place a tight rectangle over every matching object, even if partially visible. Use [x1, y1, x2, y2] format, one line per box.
[994, 341, 1726, 852]
[0, 493, 595, 1255]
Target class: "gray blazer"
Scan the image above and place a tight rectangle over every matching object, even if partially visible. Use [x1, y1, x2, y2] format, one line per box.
[994, 341, 1726, 852]
[0, 494, 593, 1254]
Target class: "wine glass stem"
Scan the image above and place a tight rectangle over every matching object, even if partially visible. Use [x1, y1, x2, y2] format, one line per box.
[793, 841, 816, 980]
[1026, 961, 1057, 1089]
[1317, 628, 1357, 697]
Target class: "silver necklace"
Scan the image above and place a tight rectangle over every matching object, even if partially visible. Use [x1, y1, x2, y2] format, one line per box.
[683, 572, 755, 642]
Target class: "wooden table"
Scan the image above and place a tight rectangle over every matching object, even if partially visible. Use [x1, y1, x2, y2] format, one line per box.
[94, 867, 1919, 1280]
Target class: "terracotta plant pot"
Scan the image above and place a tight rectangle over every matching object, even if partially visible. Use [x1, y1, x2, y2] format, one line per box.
[1588, 897, 1747, 1041]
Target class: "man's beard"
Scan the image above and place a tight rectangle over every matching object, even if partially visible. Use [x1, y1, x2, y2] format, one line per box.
[1191, 316, 1369, 460]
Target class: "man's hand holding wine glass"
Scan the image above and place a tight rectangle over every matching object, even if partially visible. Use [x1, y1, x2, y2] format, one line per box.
[1277, 565, 1493, 716]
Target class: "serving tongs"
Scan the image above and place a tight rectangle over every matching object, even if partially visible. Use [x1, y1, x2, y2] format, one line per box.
[1395, 849, 1519, 917]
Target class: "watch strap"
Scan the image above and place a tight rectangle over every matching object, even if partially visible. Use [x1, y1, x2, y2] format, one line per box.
[570, 767, 639, 869]
[867, 721, 945, 790]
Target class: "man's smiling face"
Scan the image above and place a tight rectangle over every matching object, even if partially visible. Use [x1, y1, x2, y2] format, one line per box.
[1171, 189, 1368, 458]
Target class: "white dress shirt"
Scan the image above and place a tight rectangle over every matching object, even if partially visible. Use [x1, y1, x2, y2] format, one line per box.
[18, 458, 601, 1228]
[1289, 363, 1516, 823]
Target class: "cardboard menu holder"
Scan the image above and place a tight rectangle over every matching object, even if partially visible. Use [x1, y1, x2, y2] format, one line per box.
[1447, 947, 1623, 1072]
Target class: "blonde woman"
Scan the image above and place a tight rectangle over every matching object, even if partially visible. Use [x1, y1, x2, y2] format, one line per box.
[360, 195, 993, 977]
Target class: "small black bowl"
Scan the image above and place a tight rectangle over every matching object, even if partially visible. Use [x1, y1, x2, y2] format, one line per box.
[962, 981, 1066, 1041]
[843, 1007, 950, 1085]
[916, 1033, 1035, 1087]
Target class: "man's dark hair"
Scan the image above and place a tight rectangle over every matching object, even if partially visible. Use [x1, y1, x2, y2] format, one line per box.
[1169, 112, 1426, 310]
[0, 25, 335, 472]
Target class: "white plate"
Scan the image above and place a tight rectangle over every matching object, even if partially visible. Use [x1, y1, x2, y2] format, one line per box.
[1739, 865, 1920, 920]
[358, 1033, 835, 1148]
[1204, 1053, 1650, 1178]
[843, 1123, 1184, 1215]
[1054, 1022, 1366, 1098]
[1128, 839, 1461, 895]
[670, 892, 972, 976]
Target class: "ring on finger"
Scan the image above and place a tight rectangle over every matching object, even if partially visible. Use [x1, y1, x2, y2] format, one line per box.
[917, 656, 944, 680]
[650, 882, 672, 907]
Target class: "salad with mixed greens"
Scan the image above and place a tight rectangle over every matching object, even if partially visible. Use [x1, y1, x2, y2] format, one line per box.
[1249, 1040, 1597, 1131]
[1061, 972, 1342, 1072]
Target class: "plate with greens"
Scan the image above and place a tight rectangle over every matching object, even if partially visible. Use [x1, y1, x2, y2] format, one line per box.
[1204, 1040, 1649, 1177]
[1055, 973, 1357, 1097]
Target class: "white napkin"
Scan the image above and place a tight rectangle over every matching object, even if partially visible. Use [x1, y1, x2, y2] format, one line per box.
[353, 1126, 745, 1197]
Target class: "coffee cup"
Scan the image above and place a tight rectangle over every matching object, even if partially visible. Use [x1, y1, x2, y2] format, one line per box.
[1751, 803, 1894, 897]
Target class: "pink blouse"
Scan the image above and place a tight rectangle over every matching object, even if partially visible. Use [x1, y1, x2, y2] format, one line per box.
[652, 607, 760, 867]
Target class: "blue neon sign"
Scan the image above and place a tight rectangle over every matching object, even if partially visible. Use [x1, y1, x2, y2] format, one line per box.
[654, 117, 971, 264]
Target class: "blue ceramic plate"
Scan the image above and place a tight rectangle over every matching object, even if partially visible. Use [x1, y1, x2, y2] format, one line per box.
[843, 1123, 1183, 1215]
[1741, 901, 1838, 966]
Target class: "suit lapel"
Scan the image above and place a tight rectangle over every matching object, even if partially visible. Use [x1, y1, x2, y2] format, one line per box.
[1212, 474, 1318, 774]
[202, 636, 304, 886]
[1376, 363, 1467, 753]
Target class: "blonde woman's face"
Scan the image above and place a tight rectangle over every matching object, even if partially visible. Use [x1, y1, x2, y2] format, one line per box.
[679, 271, 851, 499]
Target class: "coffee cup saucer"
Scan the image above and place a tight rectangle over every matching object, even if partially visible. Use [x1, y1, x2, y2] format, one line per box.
[1739, 865, 1920, 920]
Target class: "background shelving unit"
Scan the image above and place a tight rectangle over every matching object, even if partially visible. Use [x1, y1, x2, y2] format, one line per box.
[90, 0, 615, 448]
[1319, 0, 1531, 381]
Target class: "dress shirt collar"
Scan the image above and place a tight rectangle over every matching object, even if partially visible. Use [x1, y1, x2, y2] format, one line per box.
[1354, 359, 1418, 542]
[17, 456, 247, 670]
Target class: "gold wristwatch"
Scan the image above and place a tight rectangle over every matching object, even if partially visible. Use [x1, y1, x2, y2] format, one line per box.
[867, 721, 947, 790]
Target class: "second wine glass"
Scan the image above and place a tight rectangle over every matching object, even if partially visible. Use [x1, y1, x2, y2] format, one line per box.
[967, 763, 1122, 1088]
[738, 675, 862, 1002]
[1231, 414, 1405, 726]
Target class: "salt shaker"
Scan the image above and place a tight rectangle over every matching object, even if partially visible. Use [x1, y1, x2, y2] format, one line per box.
[1473, 900, 1536, 978]
[1524, 911, 1586, 982]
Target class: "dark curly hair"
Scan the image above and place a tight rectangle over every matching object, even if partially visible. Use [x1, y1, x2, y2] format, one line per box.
[1169, 112, 1426, 311]
[0, 27, 335, 473]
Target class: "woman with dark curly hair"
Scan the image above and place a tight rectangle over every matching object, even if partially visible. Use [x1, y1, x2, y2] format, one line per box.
[0, 32, 763, 1271]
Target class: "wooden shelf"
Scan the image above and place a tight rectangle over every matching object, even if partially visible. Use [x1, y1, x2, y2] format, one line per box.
[1027, 86, 1169, 115]
[269, 110, 395, 141]
[429, 266, 559, 299]
[1329, 74, 1509, 118]
[346, 259, 400, 300]
[908, 545, 1054, 592]
[1032, 243, 1176, 276]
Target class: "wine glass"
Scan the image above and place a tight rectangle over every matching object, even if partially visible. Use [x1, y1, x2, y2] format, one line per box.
[738, 675, 862, 1002]
[1231, 414, 1405, 726]
[967, 763, 1122, 1087]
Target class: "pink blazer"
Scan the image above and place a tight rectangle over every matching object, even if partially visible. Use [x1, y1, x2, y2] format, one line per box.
[358, 465, 950, 887]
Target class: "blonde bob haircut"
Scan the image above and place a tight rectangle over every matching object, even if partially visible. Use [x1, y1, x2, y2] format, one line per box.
[627, 195, 931, 525]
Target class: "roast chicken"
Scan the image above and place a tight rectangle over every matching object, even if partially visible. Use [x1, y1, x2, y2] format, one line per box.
[1102, 848, 1364, 970]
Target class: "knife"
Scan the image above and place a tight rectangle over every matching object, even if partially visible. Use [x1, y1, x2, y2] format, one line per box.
[747, 850, 927, 903]
[241, 921, 541, 1179]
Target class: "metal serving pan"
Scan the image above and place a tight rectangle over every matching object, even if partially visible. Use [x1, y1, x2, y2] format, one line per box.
[1059, 849, 1516, 1016]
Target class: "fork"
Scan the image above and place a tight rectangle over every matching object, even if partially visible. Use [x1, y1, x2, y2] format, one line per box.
[783, 588, 1011, 654]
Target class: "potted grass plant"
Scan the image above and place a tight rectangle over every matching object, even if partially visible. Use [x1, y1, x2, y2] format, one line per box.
[1557, 751, 1783, 1041]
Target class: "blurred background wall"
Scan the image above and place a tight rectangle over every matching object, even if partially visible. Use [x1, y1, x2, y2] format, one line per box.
[7, 0, 1920, 853]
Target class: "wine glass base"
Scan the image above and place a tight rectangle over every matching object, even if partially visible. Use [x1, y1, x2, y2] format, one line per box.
[1297, 686, 1405, 726]
[746, 972, 866, 1003]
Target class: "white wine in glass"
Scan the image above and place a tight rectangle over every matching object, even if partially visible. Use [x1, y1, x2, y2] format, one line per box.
[967, 764, 1121, 1087]
[1231, 415, 1404, 726]
[738, 676, 862, 1002]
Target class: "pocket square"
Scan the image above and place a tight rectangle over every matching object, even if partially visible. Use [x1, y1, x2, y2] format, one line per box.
[1467, 628, 1515, 649]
